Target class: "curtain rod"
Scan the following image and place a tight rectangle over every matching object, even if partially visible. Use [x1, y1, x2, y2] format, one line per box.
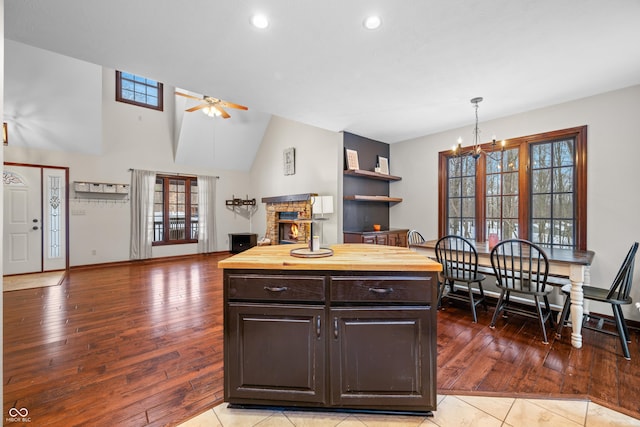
[128, 168, 219, 179]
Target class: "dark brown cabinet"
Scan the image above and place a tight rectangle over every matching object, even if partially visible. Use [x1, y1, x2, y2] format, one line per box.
[227, 303, 326, 404]
[223, 269, 437, 414]
[344, 229, 409, 247]
[330, 307, 433, 408]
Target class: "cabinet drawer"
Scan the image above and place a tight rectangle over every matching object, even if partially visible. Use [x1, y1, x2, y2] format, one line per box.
[228, 274, 326, 302]
[331, 276, 433, 304]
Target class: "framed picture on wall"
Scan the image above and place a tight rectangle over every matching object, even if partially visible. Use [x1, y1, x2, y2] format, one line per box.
[345, 149, 360, 170]
[377, 155, 389, 175]
[283, 147, 295, 175]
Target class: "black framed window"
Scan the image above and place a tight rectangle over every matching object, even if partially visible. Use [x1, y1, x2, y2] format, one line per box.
[116, 71, 163, 111]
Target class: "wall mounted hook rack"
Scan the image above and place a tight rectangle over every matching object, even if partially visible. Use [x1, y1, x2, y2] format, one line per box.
[225, 195, 256, 206]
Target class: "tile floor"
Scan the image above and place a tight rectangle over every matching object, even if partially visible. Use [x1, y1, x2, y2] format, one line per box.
[179, 395, 640, 426]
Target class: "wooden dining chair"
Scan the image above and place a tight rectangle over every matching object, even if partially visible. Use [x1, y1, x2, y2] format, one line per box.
[489, 239, 555, 344]
[556, 242, 638, 359]
[407, 230, 426, 245]
[435, 235, 487, 322]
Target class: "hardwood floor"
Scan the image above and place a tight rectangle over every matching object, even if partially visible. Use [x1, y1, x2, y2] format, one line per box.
[4, 253, 639, 426]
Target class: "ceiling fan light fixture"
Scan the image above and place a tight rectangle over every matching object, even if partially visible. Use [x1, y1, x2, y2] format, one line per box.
[251, 14, 269, 29]
[363, 15, 382, 30]
[202, 106, 221, 117]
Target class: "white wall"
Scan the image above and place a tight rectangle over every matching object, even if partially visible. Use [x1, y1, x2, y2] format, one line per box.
[4, 40, 103, 155]
[249, 116, 342, 244]
[391, 84, 640, 321]
[4, 66, 254, 265]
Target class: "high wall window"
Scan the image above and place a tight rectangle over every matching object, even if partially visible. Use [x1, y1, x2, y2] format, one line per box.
[153, 176, 198, 245]
[439, 126, 587, 250]
[116, 71, 163, 111]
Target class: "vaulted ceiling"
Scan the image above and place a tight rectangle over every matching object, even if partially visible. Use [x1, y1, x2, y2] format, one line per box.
[5, 1, 640, 154]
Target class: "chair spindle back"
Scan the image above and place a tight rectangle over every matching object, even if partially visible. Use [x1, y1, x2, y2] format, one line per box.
[490, 239, 550, 294]
[436, 235, 479, 280]
[606, 242, 639, 301]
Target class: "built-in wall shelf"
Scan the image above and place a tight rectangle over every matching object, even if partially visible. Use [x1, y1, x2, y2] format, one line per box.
[343, 195, 403, 203]
[343, 169, 402, 181]
[342, 133, 399, 232]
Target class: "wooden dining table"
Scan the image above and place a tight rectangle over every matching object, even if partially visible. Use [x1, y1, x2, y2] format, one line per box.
[411, 239, 595, 349]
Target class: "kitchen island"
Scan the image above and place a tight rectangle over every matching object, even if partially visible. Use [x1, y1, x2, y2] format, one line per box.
[219, 243, 442, 414]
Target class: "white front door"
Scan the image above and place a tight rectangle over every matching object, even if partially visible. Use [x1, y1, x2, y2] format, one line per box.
[3, 165, 42, 274]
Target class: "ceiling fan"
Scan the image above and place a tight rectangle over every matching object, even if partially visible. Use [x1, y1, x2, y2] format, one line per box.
[175, 91, 248, 119]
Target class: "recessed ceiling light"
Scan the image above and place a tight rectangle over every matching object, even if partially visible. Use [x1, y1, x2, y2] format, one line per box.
[363, 15, 382, 30]
[251, 14, 269, 29]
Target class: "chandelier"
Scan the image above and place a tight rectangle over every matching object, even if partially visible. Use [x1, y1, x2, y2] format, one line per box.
[452, 97, 505, 160]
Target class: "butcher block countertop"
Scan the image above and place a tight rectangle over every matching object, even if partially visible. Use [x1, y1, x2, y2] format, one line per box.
[218, 243, 442, 272]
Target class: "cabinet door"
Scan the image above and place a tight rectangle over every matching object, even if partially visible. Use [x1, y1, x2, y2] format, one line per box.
[388, 232, 408, 247]
[362, 235, 376, 244]
[375, 234, 389, 245]
[226, 303, 326, 404]
[330, 306, 436, 411]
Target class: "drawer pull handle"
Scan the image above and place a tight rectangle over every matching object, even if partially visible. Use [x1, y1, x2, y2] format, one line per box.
[368, 287, 394, 294]
[264, 286, 288, 292]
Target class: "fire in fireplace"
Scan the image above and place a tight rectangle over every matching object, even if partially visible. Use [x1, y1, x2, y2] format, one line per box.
[279, 211, 301, 244]
[280, 222, 300, 244]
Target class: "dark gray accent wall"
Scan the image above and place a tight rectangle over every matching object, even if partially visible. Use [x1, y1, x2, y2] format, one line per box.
[343, 132, 391, 232]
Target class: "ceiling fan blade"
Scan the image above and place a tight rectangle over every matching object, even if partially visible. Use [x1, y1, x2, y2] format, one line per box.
[175, 91, 203, 101]
[213, 105, 231, 119]
[218, 100, 248, 110]
[185, 103, 209, 112]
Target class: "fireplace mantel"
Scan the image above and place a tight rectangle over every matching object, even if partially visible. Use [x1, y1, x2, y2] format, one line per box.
[261, 193, 318, 204]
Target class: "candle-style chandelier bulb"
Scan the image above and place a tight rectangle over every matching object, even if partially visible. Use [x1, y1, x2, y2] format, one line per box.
[451, 97, 504, 161]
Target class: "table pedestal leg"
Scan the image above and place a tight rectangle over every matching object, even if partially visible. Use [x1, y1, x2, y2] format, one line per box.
[569, 264, 586, 348]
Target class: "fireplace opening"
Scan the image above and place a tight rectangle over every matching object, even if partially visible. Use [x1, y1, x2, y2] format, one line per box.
[279, 222, 300, 244]
[278, 211, 303, 244]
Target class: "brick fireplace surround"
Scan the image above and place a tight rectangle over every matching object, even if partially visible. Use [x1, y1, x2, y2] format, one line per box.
[262, 193, 317, 245]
